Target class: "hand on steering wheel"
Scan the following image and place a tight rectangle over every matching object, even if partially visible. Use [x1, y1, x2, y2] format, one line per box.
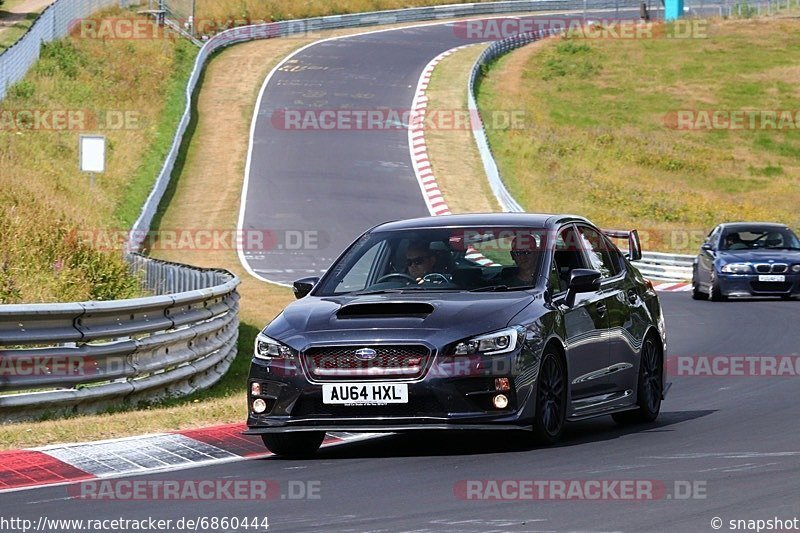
[376, 273, 417, 284]
[419, 273, 449, 284]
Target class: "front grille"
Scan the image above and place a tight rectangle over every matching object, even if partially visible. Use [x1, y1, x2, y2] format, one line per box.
[755, 263, 788, 274]
[303, 345, 432, 381]
[750, 281, 793, 293]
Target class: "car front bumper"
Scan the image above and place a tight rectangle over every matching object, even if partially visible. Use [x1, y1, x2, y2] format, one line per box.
[245, 353, 538, 434]
[717, 272, 800, 297]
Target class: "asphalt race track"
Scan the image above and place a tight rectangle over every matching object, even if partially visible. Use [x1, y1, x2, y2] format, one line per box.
[8, 293, 800, 531]
[239, 11, 649, 284]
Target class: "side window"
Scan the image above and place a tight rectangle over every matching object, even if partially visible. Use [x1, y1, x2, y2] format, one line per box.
[706, 227, 721, 249]
[552, 226, 588, 293]
[606, 241, 627, 275]
[577, 226, 618, 279]
[548, 260, 562, 294]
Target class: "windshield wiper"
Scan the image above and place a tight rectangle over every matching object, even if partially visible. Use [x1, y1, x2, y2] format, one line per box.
[469, 284, 535, 292]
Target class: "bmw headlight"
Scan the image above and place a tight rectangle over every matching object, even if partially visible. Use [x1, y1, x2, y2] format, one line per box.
[720, 262, 752, 274]
[453, 327, 523, 356]
[792, 264, 800, 273]
[254, 333, 296, 360]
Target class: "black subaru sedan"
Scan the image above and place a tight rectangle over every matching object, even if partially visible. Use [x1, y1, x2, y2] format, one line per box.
[245, 214, 668, 457]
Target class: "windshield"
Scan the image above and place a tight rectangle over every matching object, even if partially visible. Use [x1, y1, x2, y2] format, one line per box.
[315, 227, 548, 296]
[720, 227, 800, 251]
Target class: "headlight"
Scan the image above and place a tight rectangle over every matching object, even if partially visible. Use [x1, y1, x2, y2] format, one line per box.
[453, 327, 522, 356]
[792, 264, 800, 273]
[720, 262, 752, 274]
[254, 333, 296, 360]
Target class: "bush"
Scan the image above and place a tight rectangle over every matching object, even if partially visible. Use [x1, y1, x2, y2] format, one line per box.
[36, 40, 87, 79]
[8, 79, 35, 99]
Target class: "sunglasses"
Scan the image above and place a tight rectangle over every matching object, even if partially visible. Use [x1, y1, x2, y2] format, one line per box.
[406, 256, 430, 267]
[510, 250, 535, 258]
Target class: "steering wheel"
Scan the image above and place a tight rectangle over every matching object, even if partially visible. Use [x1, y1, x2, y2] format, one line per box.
[376, 273, 417, 284]
[420, 273, 450, 284]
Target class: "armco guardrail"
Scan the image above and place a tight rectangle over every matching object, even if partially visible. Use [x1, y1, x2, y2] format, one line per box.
[636, 251, 694, 281]
[467, 28, 696, 282]
[0, 254, 240, 422]
[127, 0, 656, 252]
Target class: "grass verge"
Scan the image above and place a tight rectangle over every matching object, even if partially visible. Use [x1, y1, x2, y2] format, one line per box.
[0, 12, 37, 52]
[476, 18, 800, 252]
[194, 0, 503, 24]
[0, 7, 197, 303]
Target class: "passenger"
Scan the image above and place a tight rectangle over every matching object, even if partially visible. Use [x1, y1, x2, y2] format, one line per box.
[502, 234, 540, 286]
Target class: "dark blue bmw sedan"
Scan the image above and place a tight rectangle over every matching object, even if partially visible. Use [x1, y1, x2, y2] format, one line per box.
[692, 222, 800, 301]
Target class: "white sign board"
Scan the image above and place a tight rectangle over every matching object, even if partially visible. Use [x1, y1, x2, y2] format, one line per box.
[79, 135, 106, 173]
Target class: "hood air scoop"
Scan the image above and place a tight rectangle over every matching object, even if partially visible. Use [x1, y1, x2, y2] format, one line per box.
[336, 302, 434, 319]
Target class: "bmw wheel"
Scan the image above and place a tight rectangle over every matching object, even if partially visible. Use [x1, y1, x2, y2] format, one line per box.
[613, 335, 662, 425]
[709, 272, 727, 302]
[261, 432, 325, 458]
[691, 271, 707, 300]
[532, 350, 567, 444]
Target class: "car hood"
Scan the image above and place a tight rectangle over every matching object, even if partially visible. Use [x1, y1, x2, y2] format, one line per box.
[717, 250, 800, 264]
[265, 291, 538, 350]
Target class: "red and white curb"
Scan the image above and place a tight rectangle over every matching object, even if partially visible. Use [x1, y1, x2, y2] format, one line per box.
[408, 45, 469, 218]
[652, 282, 692, 292]
[408, 44, 497, 266]
[0, 425, 383, 493]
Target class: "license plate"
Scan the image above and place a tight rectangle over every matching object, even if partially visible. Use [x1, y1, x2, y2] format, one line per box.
[759, 275, 785, 282]
[322, 383, 408, 405]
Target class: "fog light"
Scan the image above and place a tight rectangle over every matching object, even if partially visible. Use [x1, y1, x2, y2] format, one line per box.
[492, 394, 509, 409]
[252, 398, 267, 413]
[251, 382, 261, 396]
[495, 378, 510, 392]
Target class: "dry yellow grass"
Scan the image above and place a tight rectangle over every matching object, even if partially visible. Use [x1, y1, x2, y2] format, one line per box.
[424, 43, 500, 214]
[195, 0, 500, 25]
[0, 7, 195, 303]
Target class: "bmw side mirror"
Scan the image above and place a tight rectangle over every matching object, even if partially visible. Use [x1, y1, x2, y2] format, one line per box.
[293, 277, 319, 299]
[701, 243, 713, 251]
[565, 269, 602, 307]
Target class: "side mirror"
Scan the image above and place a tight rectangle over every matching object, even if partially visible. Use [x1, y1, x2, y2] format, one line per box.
[293, 277, 319, 299]
[701, 243, 713, 251]
[565, 269, 602, 307]
[627, 229, 642, 262]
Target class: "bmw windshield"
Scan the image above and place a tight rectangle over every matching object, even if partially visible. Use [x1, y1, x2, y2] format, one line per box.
[314, 227, 548, 296]
[720, 227, 800, 251]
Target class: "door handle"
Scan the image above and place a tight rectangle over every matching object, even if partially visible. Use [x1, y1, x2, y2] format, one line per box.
[596, 303, 607, 317]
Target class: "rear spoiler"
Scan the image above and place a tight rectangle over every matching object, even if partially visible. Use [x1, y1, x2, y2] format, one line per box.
[602, 229, 642, 261]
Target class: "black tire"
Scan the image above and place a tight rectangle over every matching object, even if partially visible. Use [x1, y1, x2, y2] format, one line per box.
[709, 273, 727, 302]
[261, 432, 325, 458]
[612, 335, 662, 425]
[691, 276, 707, 300]
[532, 350, 567, 444]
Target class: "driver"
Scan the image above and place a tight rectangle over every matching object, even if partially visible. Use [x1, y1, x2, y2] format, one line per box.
[405, 241, 437, 283]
